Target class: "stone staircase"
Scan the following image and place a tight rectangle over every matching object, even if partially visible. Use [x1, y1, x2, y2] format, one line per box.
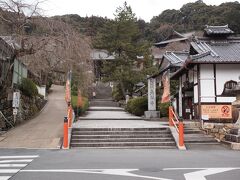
[71, 127, 176, 149]
[90, 99, 119, 107]
[183, 123, 220, 148]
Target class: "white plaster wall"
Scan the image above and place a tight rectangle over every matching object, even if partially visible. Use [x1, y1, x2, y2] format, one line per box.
[216, 64, 240, 103]
[194, 66, 198, 84]
[37, 85, 46, 99]
[194, 85, 198, 103]
[200, 64, 215, 102]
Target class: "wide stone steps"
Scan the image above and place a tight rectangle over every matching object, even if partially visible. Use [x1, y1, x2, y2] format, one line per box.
[90, 100, 119, 107]
[72, 134, 173, 139]
[71, 138, 173, 143]
[71, 142, 176, 148]
[183, 125, 220, 146]
[70, 128, 176, 149]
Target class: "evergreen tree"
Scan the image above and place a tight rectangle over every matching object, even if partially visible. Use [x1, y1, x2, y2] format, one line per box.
[95, 2, 156, 98]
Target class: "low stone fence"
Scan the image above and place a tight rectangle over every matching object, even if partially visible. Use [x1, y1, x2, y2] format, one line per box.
[203, 122, 234, 141]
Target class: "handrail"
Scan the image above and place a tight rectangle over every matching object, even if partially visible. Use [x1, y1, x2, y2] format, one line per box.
[168, 106, 184, 147]
[0, 111, 14, 128]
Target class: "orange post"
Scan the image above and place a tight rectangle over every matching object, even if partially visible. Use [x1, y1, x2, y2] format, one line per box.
[168, 106, 174, 126]
[63, 116, 68, 149]
[179, 121, 184, 147]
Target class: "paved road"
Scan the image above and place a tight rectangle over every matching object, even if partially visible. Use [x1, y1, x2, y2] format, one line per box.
[0, 85, 67, 149]
[0, 148, 239, 180]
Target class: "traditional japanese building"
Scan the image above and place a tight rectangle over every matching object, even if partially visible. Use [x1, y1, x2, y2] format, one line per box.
[170, 25, 240, 122]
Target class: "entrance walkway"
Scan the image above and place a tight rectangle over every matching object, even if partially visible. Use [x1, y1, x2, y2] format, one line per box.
[73, 107, 166, 128]
[0, 85, 67, 149]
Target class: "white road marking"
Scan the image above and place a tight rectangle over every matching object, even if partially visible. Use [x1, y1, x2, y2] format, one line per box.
[0, 164, 27, 167]
[0, 176, 11, 180]
[0, 159, 33, 163]
[184, 168, 238, 180]
[0, 155, 38, 180]
[0, 169, 20, 173]
[0, 156, 39, 159]
[163, 167, 240, 180]
[21, 169, 172, 180]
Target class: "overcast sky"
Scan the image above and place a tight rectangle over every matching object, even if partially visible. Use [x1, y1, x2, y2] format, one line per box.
[40, 0, 239, 22]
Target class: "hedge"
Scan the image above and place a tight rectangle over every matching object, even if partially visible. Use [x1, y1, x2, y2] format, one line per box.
[19, 78, 38, 97]
[126, 96, 148, 116]
[158, 102, 170, 117]
[71, 95, 89, 117]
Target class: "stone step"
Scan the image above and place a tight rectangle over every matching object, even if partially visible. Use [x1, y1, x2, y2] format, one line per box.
[72, 130, 171, 135]
[71, 134, 173, 139]
[71, 141, 176, 148]
[71, 146, 177, 149]
[79, 117, 144, 120]
[71, 137, 174, 143]
[88, 108, 124, 111]
[183, 130, 202, 134]
[184, 138, 218, 143]
[90, 101, 119, 107]
[72, 127, 169, 131]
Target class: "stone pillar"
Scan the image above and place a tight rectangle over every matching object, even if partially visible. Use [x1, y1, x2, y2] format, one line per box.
[232, 94, 240, 127]
[144, 77, 160, 119]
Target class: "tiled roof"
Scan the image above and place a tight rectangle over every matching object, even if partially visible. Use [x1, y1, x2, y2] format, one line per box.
[164, 51, 189, 66]
[204, 25, 234, 35]
[190, 38, 240, 63]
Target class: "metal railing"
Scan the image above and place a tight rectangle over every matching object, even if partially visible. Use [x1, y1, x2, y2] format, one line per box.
[0, 111, 14, 128]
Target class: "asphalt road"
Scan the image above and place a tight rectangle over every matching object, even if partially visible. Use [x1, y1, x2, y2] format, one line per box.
[0, 85, 66, 149]
[0, 148, 239, 180]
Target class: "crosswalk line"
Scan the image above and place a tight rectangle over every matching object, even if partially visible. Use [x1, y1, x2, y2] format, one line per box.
[0, 169, 20, 173]
[0, 176, 11, 180]
[0, 159, 33, 163]
[0, 164, 27, 167]
[0, 156, 39, 159]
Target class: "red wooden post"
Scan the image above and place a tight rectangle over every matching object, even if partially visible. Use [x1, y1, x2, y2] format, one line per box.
[63, 116, 68, 149]
[179, 121, 184, 147]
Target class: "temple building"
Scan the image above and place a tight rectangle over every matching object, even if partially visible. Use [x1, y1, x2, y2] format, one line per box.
[160, 25, 240, 122]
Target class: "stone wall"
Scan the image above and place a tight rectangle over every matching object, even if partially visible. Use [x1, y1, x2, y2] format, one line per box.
[0, 90, 46, 130]
[203, 122, 234, 141]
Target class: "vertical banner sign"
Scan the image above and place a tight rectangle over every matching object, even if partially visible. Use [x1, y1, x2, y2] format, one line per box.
[77, 89, 83, 107]
[148, 78, 156, 111]
[65, 71, 71, 103]
[161, 71, 170, 103]
[12, 92, 20, 108]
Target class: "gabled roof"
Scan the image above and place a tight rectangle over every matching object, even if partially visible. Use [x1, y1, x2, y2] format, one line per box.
[164, 51, 189, 67]
[154, 31, 195, 47]
[190, 38, 240, 63]
[204, 25, 234, 36]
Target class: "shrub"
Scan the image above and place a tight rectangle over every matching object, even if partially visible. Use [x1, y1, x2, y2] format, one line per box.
[158, 102, 170, 117]
[20, 78, 38, 97]
[126, 96, 148, 116]
[112, 85, 124, 101]
[71, 95, 89, 117]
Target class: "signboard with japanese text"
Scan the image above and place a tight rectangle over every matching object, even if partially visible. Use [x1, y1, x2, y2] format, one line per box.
[12, 92, 20, 108]
[201, 104, 232, 120]
[148, 78, 156, 111]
